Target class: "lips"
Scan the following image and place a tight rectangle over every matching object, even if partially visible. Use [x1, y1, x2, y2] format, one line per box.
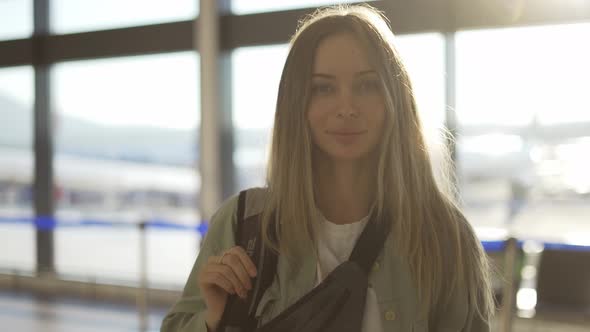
[326, 130, 367, 144]
[327, 130, 367, 135]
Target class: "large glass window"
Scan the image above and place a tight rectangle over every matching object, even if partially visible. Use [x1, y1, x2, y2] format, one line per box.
[52, 52, 200, 285]
[51, 0, 198, 34]
[0, 66, 35, 272]
[232, 0, 374, 15]
[456, 22, 590, 244]
[232, 44, 289, 191]
[0, 0, 33, 40]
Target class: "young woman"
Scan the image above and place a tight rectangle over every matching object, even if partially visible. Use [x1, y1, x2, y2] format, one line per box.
[162, 5, 494, 332]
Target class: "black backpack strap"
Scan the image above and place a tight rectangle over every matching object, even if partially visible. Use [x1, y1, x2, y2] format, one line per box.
[236, 189, 247, 240]
[218, 190, 278, 332]
[348, 210, 390, 275]
[220, 191, 389, 331]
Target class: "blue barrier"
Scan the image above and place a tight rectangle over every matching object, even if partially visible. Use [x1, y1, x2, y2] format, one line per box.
[0, 216, 30, 224]
[536, 241, 590, 252]
[143, 220, 194, 231]
[142, 219, 209, 235]
[74, 219, 128, 228]
[481, 240, 506, 253]
[34, 215, 57, 231]
[0, 216, 587, 252]
[0, 215, 209, 238]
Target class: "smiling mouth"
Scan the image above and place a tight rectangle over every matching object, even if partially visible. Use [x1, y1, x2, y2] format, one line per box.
[327, 131, 367, 136]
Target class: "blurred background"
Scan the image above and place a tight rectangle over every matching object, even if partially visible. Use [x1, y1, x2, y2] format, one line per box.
[0, 0, 589, 331]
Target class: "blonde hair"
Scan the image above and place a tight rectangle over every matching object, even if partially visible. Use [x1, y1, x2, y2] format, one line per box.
[260, 4, 494, 325]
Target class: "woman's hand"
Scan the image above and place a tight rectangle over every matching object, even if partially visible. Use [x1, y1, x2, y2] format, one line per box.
[198, 246, 258, 331]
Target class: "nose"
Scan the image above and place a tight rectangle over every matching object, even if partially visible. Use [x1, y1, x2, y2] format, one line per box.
[336, 89, 360, 119]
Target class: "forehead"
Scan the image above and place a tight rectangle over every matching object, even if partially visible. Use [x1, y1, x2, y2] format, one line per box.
[313, 33, 372, 74]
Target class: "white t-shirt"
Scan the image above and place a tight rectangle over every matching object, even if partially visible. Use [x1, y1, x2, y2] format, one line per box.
[315, 212, 384, 332]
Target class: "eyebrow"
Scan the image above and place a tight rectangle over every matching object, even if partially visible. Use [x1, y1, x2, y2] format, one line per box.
[312, 70, 376, 79]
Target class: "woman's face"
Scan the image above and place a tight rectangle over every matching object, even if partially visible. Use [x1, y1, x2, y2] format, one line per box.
[307, 32, 386, 163]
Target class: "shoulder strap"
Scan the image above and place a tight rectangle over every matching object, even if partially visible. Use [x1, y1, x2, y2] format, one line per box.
[348, 210, 390, 274]
[218, 190, 278, 332]
[220, 191, 390, 331]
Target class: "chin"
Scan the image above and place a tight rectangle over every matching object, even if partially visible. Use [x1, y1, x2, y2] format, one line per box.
[313, 141, 378, 163]
[325, 148, 373, 162]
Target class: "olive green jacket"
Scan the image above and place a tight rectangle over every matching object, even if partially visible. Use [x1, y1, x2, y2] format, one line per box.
[161, 188, 490, 332]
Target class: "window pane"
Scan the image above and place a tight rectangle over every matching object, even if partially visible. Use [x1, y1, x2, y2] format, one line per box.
[457, 24, 590, 127]
[52, 52, 200, 285]
[456, 23, 590, 245]
[0, 66, 35, 273]
[232, 0, 374, 15]
[0, 0, 33, 40]
[395, 33, 446, 180]
[51, 0, 198, 34]
[232, 44, 289, 191]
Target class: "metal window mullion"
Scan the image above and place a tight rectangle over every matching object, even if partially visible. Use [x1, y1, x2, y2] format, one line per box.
[219, 0, 235, 201]
[198, 0, 234, 223]
[33, 0, 55, 275]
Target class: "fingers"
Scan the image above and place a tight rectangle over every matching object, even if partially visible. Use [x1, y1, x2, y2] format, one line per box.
[208, 264, 249, 298]
[221, 254, 253, 291]
[202, 246, 258, 299]
[200, 269, 236, 295]
[227, 246, 258, 277]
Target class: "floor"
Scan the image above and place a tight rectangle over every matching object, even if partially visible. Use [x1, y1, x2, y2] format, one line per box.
[1, 291, 588, 332]
[0, 291, 167, 332]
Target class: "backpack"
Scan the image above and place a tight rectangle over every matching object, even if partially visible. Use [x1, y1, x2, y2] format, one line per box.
[217, 189, 390, 332]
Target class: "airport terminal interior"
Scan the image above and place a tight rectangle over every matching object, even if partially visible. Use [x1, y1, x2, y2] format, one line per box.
[0, 0, 589, 331]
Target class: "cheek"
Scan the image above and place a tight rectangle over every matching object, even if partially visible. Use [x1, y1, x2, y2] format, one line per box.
[368, 108, 387, 145]
[371, 107, 386, 133]
[306, 106, 327, 137]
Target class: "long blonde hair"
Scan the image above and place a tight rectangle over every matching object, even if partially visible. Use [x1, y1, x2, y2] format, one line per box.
[260, 4, 493, 324]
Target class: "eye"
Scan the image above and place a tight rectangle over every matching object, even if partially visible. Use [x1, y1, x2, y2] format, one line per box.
[356, 79, 381, 94]
[311, 82, 335, 96]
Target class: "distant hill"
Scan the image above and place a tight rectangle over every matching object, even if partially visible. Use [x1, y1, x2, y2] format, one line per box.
[0, 96, 33, 149]
[0, 93, 196, 166]
[56, 115, 197, 166]
[0, 93, 273, 167]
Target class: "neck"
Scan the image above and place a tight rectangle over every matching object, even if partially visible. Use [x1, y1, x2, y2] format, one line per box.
[313, 156, 375, 225]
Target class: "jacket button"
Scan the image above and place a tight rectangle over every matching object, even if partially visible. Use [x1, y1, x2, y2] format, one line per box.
[372, 262, 380, 272]
[385, 309, 396, 321]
